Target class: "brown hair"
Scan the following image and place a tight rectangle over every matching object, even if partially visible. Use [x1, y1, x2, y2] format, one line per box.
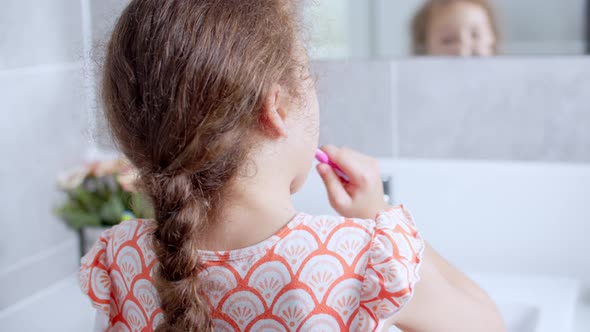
[102, 0, 302, 330]
[411, 0, 499, 55]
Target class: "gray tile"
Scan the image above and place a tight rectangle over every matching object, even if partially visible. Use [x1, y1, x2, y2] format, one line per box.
[397, 57, 590, 163]
[0, 0, 83, 69]
[312, 60, 396, 157]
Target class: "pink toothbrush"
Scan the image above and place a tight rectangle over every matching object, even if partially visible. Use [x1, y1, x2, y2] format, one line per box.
[315, 149, 350, 182]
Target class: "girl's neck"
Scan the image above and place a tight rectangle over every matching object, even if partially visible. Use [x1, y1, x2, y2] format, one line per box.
[198, 165, 298, 252]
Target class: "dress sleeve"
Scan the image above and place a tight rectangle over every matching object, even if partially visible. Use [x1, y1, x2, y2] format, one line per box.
[78, 227, 114, 319]
[359, 205, 425, 323]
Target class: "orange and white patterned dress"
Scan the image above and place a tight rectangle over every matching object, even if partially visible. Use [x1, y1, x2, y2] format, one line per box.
[80, 206, 424, 332]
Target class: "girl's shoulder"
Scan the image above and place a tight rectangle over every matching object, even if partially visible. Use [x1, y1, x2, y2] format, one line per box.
[299, 205, 421, 246]
[79, 219, 161, 326]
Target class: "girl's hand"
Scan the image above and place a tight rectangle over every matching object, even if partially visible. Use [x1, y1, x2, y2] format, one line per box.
[316, 145, 389, 219]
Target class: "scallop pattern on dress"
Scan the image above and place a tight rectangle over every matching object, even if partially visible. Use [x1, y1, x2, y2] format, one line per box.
[356, 306, 376, 331]
[79, 266, 90, 294]
[110, 221, 137, 260]
[123, 300, 147, 332]
[274, 230, 319, 274]
[80, 207, 424, 332]
[249, 261, 292, 307]
[136, 232, 156, 267]
[353, 250, 371, 275]
[309, 216, 340, 243]
[250, 319, 288, 332]
[273, 290, 315, 330]
[117, 246, 142, 289]
[152, 312, 163, 331]
[327, 227, 370, 266]
[299, 314, 341, 331]
[326, 278, 362, 324]
[374, 259, 410, 294]
[109, 298, 119, 320]
[228, 253, 261, 280]
[363, 297, 398, 320]
[133, 279, 159, 319]
[110, 270, 127, 307]
[299, 255, 344, 303]
[90, 264, 111, 302]
[222, 291, 265, 330]
[371, 233, 395, 264]
[202, 266, 238, 307]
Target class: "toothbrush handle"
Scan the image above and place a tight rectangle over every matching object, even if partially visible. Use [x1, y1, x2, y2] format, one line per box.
[333, 167, 350, 182]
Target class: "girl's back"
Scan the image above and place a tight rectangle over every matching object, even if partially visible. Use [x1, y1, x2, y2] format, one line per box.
[82, 207, 423, 331]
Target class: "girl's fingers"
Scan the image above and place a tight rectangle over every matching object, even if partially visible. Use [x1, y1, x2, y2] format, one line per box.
[319, 145, 367, 184]
[317, 164, 351, 210]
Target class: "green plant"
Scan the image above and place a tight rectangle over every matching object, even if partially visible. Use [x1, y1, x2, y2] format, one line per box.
[55, 159, 154, 230]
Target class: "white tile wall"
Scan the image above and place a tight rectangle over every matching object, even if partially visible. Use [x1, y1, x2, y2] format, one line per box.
[0, 0, 91, 311]
[0, 0, 83, 70]
[0, 65, 88, 310]
[0, 65, 87, 265]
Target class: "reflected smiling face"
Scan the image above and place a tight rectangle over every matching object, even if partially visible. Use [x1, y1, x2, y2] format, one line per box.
[426, 1, 496, 57]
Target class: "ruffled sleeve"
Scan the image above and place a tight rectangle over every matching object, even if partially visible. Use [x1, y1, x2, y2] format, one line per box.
[78, 227, 115, 318]
[78, 220, 161, 331]
[359, 205, 425, 324]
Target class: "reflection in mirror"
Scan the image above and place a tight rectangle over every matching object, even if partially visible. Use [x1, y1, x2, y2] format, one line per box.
[411, 0, 498, 56]
[306, 0, 589, 59]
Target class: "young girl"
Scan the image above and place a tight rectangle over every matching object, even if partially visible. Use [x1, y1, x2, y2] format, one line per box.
[412, 0, 498, 56]
[80, 0, 504, 331]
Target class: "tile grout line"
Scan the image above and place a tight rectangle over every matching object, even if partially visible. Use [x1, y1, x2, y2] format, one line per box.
[390, 60, 400, 158]
[0, 238, 78, 277]
[0, 274, 78, 320]
[0, 62, 83, 78]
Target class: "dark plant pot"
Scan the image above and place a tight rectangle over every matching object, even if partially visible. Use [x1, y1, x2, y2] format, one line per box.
[78, 226, 111, 259]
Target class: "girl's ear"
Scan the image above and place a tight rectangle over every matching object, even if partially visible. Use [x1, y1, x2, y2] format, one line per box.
[259, 84, 289, 139]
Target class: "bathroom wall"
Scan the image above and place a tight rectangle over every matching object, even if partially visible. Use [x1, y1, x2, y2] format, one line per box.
[315, 58, 590, 163]
[313, 61, 397, 157]
[0, 0, 90, 310]
[310, 57, 590, 290]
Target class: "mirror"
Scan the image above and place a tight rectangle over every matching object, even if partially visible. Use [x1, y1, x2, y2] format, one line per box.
[306, 0, 589, 58]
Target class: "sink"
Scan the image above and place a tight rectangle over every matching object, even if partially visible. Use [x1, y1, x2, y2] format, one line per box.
[388, 301, 539, 332]
[388, 274, 579, 332]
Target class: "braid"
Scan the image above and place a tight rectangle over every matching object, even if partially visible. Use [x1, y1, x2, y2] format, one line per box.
[146, 173, 213, 331]
[101, 0, 302, 330]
